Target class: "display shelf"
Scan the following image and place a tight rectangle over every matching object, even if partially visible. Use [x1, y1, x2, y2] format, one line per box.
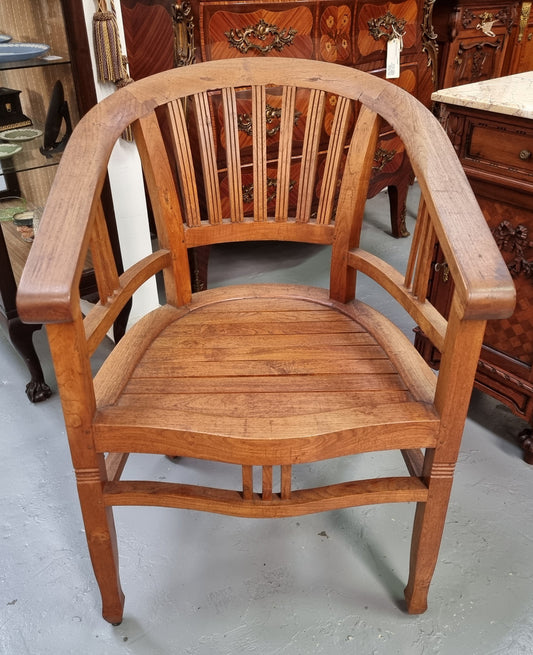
[0, 0, 129, 402]
[0, 131, 61, 175]
[0, 53, 71, 72]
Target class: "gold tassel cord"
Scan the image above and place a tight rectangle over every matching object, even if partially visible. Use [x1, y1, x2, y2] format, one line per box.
[93, 0, 125, 83]
[93, 0, 133, 140]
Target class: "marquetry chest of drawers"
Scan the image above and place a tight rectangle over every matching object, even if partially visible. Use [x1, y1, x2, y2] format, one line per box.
[121, 0, 437, 237]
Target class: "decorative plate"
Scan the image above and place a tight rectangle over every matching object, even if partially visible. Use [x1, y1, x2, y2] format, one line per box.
[0, 34, 12, 44]
[0, 42, 50, 63]
[0, 143, 22, 158]
[0, 127, 42, 142]
[13, 210, 34, 226]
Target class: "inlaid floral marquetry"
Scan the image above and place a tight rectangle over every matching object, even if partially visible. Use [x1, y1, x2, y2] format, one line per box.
[319, 5, 352, 63]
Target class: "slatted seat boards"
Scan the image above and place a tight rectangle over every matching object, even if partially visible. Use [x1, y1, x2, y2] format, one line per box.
[17, 58, 515, 624]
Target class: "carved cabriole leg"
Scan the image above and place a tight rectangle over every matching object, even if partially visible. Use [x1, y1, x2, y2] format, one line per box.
[519, 429, 533, 465]
[8, 316, 52, 402]
[76, 464, 125, 625]
[388, 182, 410, 238]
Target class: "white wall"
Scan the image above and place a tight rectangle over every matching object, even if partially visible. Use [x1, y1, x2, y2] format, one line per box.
[81, 0, 159, 327]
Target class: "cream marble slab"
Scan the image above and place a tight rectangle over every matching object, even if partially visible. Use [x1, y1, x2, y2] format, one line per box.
[431, 72, 533, 120]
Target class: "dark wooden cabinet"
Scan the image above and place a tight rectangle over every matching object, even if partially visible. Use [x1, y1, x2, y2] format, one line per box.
[432, 0, 518, 89]
[121, 0, 437, 239]
[415, 74, 533, 463]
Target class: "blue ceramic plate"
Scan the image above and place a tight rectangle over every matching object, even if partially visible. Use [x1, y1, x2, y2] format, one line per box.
[0, 42, 50, 62]
[0, 34, 12, 44]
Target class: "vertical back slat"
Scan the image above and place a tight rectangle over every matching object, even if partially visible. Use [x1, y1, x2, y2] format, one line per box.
[167, 99, 201, 227]
[222, 86, 244, 222]
[329, 104, 381, 303]
[316, 96, 352, 225]
[405, 196, 428, 289]
[252, 84, 268, 221]
[412, 203, 437, 302]
[89, 199, 120, 305]
[133, 113, 191, 306]
[295, 89, 326, 222]
[192, 92, 222, 224]
[275, 85, 296, 221]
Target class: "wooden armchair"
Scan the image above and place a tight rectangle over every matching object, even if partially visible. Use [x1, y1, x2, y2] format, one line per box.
[17, 58, 515, 623]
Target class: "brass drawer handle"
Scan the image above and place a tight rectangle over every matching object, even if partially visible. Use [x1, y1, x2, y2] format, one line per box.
[519, 149, 532, 161]
[225, 19, 297, 55]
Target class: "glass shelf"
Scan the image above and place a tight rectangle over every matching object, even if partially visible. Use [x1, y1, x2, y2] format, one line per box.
[0, 53, 70, 72]
[0, 130, 61, 175]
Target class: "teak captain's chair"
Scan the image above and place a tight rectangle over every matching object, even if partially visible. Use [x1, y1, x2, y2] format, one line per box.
[17, 58, 515, 623]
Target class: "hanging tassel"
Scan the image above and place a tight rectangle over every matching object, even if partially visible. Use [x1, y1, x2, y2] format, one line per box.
[93, 0, 124, 83]
[93, 0, 134, 140]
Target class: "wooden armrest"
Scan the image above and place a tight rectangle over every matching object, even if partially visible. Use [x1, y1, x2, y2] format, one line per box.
[380, 92, 515, 321]
[16, 103, 123, 325]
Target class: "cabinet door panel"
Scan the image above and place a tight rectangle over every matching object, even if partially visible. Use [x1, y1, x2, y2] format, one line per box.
[443, 35, 508, 87]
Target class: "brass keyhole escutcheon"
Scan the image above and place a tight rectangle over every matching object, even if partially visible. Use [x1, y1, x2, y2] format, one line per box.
[434, 262, 450, 283]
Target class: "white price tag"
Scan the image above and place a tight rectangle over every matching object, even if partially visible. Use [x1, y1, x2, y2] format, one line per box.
[386, 36, 401, 79]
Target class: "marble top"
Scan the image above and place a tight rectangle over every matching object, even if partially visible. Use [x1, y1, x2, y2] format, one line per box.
[431, 72, 533, 120]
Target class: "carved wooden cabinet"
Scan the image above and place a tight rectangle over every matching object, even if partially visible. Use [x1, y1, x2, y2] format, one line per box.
[121, 0, 437, 238]
[415, 73, 533, 463]
[432, 0, 518, 89]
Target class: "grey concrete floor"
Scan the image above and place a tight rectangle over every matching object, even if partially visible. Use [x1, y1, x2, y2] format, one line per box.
[2, 187, 533, 654]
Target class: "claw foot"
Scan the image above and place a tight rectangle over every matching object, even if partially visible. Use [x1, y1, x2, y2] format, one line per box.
[25, 380, 52, 403]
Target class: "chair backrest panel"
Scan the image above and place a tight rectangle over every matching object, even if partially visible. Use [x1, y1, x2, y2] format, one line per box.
[17, 58, 515, 326]
[167, 83, 362, 233]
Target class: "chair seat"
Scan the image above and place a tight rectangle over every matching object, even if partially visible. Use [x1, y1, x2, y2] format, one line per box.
[93, 285, 439, 464]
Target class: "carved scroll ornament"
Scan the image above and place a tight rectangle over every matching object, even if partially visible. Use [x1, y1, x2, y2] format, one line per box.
[372, 146, 396, 172]
[454, 40, 502, 78]
[225, 19, 297, 55]
[172, 1, 195, 67]
[237, 105, 301, 137]
[421, 0, 439, 85]
[518, 2, 532, 42]
[492, 220, 533, 277]
[368, 11, 407, 41]
[242, 177, 296, 204]
[462, 6, 514, 33]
